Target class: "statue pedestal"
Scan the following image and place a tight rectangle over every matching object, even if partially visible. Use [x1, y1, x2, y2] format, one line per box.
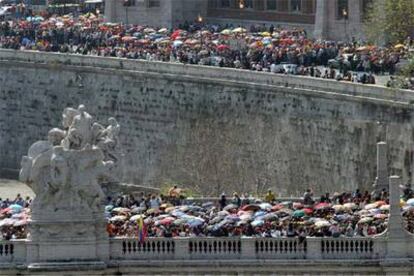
[26, 216, 109, 265]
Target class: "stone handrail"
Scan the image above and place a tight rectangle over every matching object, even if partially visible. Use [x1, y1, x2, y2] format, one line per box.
[109, 236, 385, 261]
[0, 49, 413, 105]
[0, 240, 26, 264]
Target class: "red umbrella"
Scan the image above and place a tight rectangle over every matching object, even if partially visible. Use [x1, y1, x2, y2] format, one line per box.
[159, 217, 175, 225]
[271, 204, 284, 212]
[242, 204, 261, 212]
[217, 44, 230, 51]
[303, 208, 313, 215]
[171, 29, 184, 40]
[314, 202, 331, 210]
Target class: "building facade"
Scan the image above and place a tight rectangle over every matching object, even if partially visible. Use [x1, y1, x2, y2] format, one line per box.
[104, 0, 207, 28]
[206, 0, 373, 40]
[105, 0, 373, 40]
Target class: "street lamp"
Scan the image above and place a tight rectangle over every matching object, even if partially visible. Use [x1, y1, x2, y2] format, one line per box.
[197, 14, 203, 23]
[342, 8, 348, 41]
[238, 0, 244, 27]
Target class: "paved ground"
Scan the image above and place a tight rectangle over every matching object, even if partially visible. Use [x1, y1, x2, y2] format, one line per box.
[0, 179, 34, 200]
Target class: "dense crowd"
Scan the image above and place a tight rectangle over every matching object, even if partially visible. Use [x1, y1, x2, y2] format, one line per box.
[0, 194, 31, 240]
[104, 185, 414, 239]
[0, 13, 412, 86]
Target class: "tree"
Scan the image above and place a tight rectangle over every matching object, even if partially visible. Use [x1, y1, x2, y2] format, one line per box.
[364, 0, 414, 45]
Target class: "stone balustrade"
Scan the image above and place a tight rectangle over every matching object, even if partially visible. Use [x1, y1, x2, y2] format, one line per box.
[0, 49, 412, 106]
[109, 236, 388, 261]
[0, 240, 26, 264]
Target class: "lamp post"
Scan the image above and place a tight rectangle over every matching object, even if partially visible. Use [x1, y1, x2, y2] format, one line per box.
[342, 8, 348, 41]
[239, 0, 244, 28]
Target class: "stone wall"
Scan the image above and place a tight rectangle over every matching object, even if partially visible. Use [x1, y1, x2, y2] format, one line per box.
[0, 50, 413, 196]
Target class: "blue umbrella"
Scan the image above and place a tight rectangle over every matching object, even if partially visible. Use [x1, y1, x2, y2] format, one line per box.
[251, 220, 264, 227]
[9, 204, 23, 214]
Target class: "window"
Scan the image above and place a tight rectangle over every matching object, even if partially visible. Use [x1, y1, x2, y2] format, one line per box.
[148, 0, 159, 7]
[220, 0, 230, 7]
[266, 0, 277, 10]
[337, 0, 348, 19]
[291, 0, 301, 12]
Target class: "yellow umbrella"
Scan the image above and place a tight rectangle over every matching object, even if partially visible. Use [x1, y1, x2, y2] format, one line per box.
[261, 31, 271, 37]
[395, 44, 405, 49]
[220, 29, 232, 35]
[232, 27, 247, 33]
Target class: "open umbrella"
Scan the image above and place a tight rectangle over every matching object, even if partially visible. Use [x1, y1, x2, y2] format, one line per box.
[358, 217, 373, 224]
[314, 202, 331, 210]
[380, 204, 390, 211]
[158, 28, 168, 34]
[13, 220, 27, 227]
[9, 204, 23, 214]
[112, 207, 130, 214]
[364, 203, 378, 210]
[217, 44, 230, 51]
[259, 203, 272, 210]
[343, 203, 358, 210]
[130, 214, 145, 222]
[374, 213, 388, 219]
[121, 36, 136, 42]
[314, 220, 330, 228]
[303, 208, 313, 215]
[0, 218, 16, 227]
[109, 215, 127, 222]
[293, 209, 305, 218]
[220, 29, 231, 35]
[293, 202, 304, 210]
[242, 204, 260, 212]
[232, 27, 247, 33]
[395, 44, 405, 49]
[407, 198, 414, 206]
[224, 204, 238, 211]
[131, 207, 146, 214]
[159, 217, 175, 225]
[333, 204, 346, 212]
[251, 220, 264, 227]
[271, 204, 284, 212]
[173, 40, 183, 47]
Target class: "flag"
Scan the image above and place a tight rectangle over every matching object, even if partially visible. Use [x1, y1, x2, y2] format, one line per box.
[137, 216, 147, 244]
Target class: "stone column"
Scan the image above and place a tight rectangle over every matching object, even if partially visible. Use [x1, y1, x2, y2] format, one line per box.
[374, 142, 389, 192]
[306, 237, 322, 260]
[104, 0, 117, 22]
[313, 0, 328, 39]
[241, 237, 256, 259]
[347, 0, 362, 40]
[174, 238, 190, 260]
[386, 176, 409, 259]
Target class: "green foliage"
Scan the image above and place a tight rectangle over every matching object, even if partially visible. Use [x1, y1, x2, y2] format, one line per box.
[401, 55, 414, 77]
[364, 0, 414, 45]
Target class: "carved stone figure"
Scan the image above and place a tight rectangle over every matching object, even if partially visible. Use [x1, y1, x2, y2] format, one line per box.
[19, 105, 123, 220]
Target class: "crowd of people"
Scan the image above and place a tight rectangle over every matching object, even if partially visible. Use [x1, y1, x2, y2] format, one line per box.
[104, 185, 414, 240]
[0, 194, 31, 240]
[0, 13, 412, 87]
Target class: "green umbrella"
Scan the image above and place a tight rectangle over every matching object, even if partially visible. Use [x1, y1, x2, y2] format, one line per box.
[293, 210, 305, 218]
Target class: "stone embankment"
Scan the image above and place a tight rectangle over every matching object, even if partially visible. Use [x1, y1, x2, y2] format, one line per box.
[0, 50, 413, 195]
